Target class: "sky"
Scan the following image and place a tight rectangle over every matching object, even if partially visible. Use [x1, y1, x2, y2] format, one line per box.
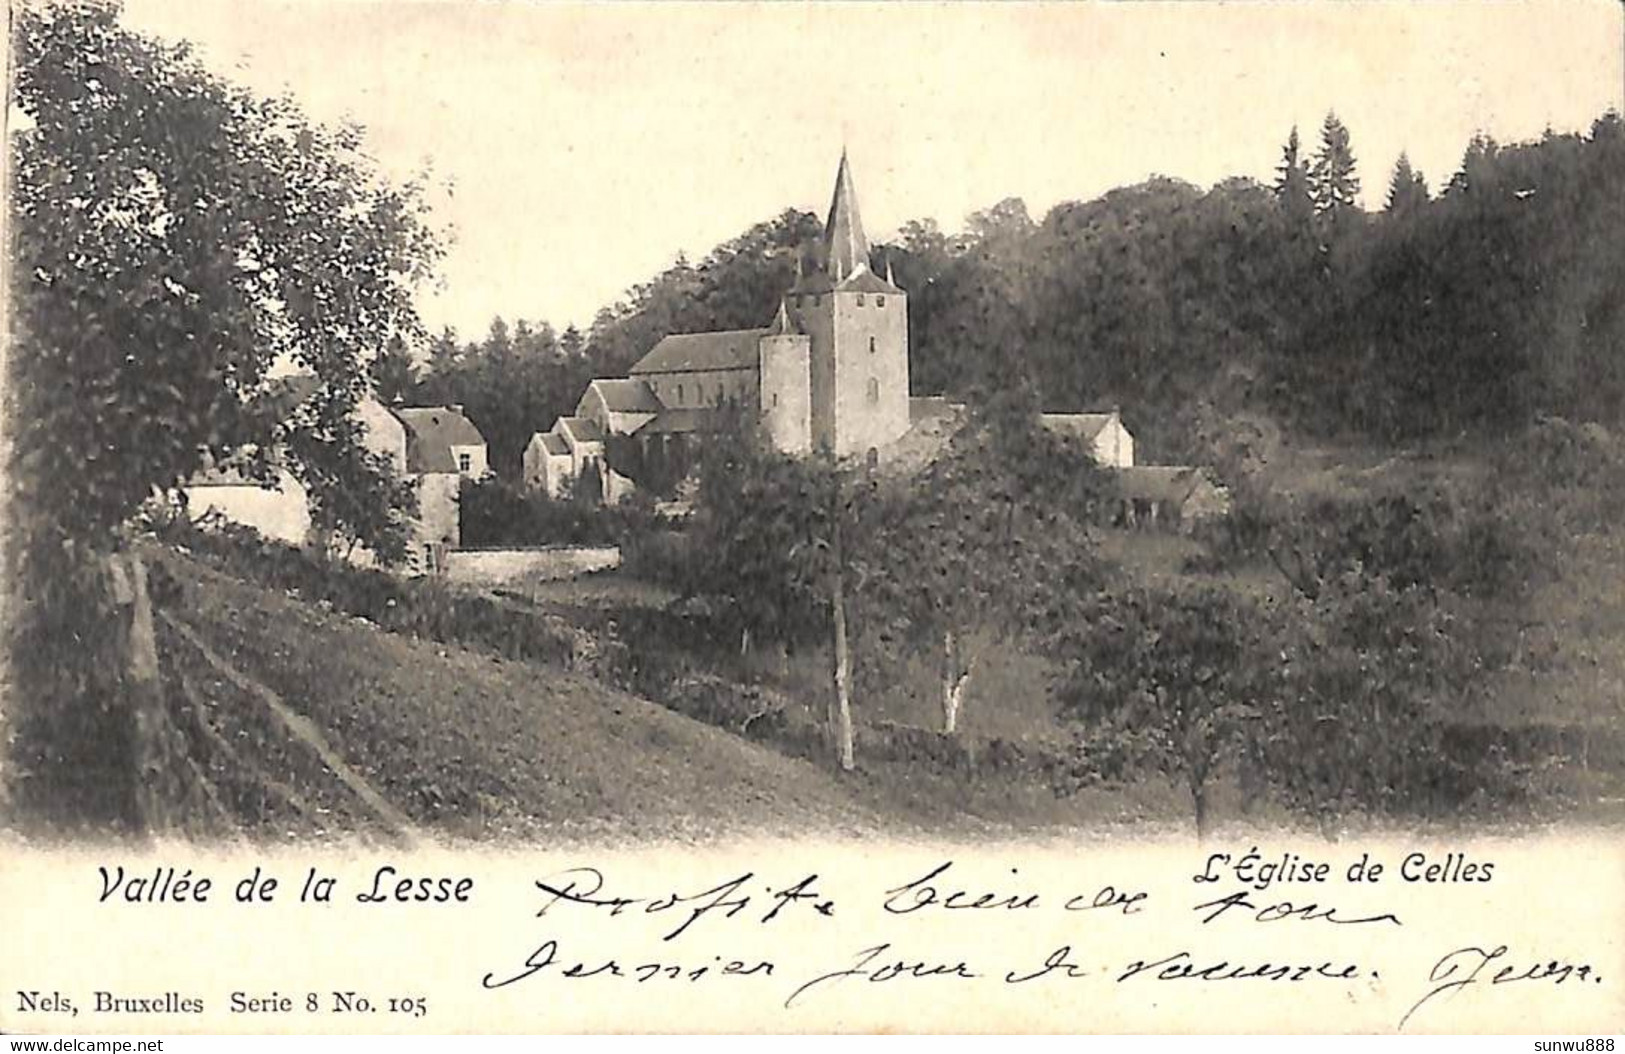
[117, 0, 1625, 340]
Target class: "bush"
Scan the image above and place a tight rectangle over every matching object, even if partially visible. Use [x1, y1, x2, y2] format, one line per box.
[1189, 478, 1546, 602]
[460, 477, 656, 548]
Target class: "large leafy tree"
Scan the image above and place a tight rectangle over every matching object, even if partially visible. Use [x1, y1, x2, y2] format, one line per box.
[852, 408, 1109, 735]
[6, 0, 441, 829]
[1053, 584, 1270, 838]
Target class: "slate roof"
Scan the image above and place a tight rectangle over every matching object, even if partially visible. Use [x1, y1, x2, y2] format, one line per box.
[535, 433, 569, 456]
[393, 407, 485, 447]
[1039, 412, 1119, 443]
[393, 406, 485, 474]
[590, 377, 663, 413]
[1115, 466, 1218, 503]
[639, 408, 723, 435]
[824, 149, 870, 282]
[909, 396, 966, 423]
[787, 262, 902, 298]
[559, 416, 606, 444]
[630, 329, 766, 375]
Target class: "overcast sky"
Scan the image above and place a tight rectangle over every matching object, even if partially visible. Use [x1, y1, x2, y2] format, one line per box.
[118, 0, 1624, 340]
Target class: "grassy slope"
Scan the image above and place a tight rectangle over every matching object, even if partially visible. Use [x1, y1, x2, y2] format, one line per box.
[157, 549, 887, 843]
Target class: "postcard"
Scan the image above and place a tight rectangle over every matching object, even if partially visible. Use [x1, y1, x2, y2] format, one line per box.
[3, 0, 1622, 1036]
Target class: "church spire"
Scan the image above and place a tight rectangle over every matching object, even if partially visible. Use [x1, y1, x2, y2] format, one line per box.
[822, 148, 870, 282]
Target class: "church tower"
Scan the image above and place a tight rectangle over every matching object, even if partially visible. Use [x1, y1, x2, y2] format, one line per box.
[783, 151, 910, 458]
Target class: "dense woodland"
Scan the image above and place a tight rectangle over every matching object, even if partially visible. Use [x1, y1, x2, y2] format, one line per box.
[410, 110, 1625, 474]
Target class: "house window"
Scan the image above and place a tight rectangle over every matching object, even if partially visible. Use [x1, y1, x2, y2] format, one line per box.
[457, 452, 472, 473]
[771, 393, 779, 408]
[716, 383, 724, 403]
[867, 377, 880, 404]
[856, 293, 866, 306]
[812, 295, 821, 307]
[877, 295, 885, 307]
[869, 336, 876, 354]
[423, 544, 435, 572]
[677, 383, 684, 403]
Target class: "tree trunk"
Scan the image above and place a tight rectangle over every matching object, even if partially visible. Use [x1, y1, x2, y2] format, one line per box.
[829, 498, 855, 773]
[112, 551, 187, 834]
[941, 629, 973, 736]
[1191, 778, 1211, 842]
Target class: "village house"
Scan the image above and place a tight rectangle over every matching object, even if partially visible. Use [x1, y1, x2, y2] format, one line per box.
[1039, 410, 1136, 469]
[528, 150, 912, 500]
[1110, 465, 1231, 532]
[184, 378, 488, 574]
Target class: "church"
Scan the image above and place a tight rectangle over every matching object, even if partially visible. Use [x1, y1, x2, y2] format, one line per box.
[527, 151, 913, 501]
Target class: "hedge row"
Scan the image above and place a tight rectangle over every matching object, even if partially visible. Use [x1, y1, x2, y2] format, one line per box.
[168, 524, 615, 677]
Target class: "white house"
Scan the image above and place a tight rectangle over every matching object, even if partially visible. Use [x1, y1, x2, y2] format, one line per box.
[182, 382, 488, 575]
[1039, 410, 1135, 468]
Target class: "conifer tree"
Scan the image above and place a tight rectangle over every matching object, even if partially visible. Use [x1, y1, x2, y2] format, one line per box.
[1385, 151, 1430, 217]
[1309, 111, 1361, 217]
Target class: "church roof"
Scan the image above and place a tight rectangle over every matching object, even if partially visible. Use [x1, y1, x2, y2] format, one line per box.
[786, 262, 902, 297]
[589, 377, 663, 413]
[558, 416, 606, 444]
[1039, 412, 1121, 443]
[534, 432, 569, 457]
[823, 149, 869, 282]
[630, 329, 766, 375]
[835, 266, 901, 295]
[641, 408, 725, 434]
[764, 300, 801, 336]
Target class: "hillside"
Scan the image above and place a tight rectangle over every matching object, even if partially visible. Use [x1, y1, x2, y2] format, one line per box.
[151, 548, 884, 844]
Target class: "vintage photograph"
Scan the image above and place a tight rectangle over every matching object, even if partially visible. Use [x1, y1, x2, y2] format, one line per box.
[3, 0, 1623, 854]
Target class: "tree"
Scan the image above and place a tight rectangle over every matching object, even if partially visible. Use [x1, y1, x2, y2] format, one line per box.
[7, 1, 441, 830]
[1309, 111, 1361, 218]
[1385, 151, 1430, 217]
[370, 335, 420, 405]
[1274, 125, 1316, 228]
[851, 415, 1107, 735]
[1054, 585, 1268, 838]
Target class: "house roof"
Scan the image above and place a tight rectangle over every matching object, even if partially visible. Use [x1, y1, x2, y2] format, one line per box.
[393, 406, 485, 474]
[393, 407, 485, 447]
[909, 396, 966, 423]
[1039, 412, 1120, 443]
[534, 432, 569, 457]
[559, 416, 605, 444]
[630, 329, 766, 375]
[640, 408, 723, 435]
[590, 377, 663, 413]
[1115, 466, 1216, 503]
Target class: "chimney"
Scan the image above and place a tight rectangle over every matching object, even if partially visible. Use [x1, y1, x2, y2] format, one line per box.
[449, 403, 464, 415]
